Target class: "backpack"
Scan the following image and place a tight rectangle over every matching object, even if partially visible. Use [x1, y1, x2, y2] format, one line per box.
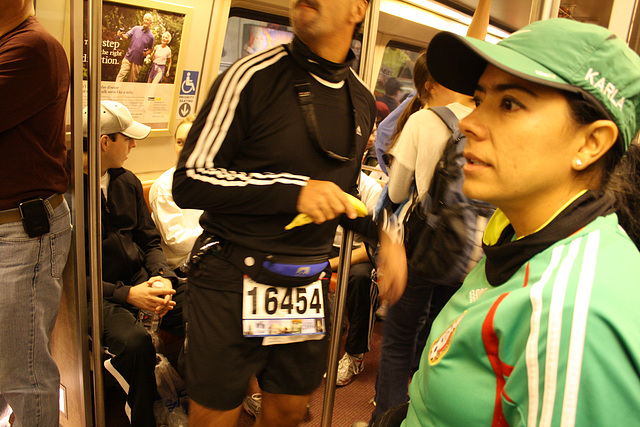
[403, 106, 494, 286]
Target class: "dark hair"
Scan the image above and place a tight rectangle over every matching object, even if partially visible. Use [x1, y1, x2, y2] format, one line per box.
[387, 51, 434, 157]
[564, 91, 640, 248]
[385, 77, 401, 96]
[608, 143, 640, 248]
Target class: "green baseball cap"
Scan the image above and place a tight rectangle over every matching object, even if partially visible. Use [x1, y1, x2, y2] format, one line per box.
[426, 18, 640, 153]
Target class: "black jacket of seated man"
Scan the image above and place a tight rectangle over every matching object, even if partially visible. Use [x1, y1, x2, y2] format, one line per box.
[84, 168, 178, 305]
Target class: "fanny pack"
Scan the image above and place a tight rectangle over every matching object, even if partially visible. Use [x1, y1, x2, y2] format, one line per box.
[193, 235, 329, 287]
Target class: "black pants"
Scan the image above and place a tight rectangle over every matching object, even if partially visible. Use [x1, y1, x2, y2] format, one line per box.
[344, 261, 379, 355]
[102, 283, 185, 426]
[329, 246, 379, 356]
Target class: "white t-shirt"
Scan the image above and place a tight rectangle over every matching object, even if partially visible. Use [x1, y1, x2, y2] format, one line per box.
[148, 166, 203, 269]
[388, 102, 472, 203]
[100, 172, 110, 201]
[153, 45, 171, 65]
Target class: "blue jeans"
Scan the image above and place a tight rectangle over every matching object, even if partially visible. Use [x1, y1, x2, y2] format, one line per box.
[0, 199, 72, 426]
[370, 268, 457, 425]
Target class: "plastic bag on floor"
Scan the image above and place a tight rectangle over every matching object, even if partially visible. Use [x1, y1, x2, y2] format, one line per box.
[168, 407, 188, 426]
[154, 354, 189, 425]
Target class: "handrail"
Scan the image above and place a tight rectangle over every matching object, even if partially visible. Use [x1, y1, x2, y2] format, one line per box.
[87, 0, 105, 424]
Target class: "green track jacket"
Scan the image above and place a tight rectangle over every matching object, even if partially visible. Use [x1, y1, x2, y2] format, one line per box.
[404, 212, 640, 426]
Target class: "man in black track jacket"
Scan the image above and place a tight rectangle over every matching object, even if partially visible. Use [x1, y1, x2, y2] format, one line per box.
[173, 0, 407, 425]
[83, 101, 184, 426]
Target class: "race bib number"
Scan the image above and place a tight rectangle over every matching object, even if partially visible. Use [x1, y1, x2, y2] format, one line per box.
[242, 276, 325, 338]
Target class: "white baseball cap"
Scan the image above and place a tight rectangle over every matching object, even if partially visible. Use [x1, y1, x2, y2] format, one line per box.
[82, 100, 151, 139]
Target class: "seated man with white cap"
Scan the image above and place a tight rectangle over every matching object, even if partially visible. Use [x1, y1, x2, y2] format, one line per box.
[83, 101, 184, 426]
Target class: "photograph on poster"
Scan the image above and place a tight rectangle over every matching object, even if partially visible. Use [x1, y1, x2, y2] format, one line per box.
[101, 1, 184, 84]
[83, 0, 190, 131]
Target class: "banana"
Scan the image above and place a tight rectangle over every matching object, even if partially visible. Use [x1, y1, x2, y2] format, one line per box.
[284, 192, 368, 230]
[345, 193, 368, 217]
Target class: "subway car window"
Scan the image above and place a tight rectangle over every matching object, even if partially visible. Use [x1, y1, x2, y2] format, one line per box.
[220, 10, 362, 75]
[375, 42, 422, 121]
[220, 15, 294, 74]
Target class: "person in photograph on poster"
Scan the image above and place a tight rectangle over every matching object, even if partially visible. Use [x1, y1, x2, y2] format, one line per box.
[146, 31, 172, 83]
[115, 12, 154, 82]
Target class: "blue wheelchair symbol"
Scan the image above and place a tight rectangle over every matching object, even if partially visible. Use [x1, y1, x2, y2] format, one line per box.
[180, 71, 198, 95]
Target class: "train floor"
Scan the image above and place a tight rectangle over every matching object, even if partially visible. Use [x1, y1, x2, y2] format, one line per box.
[105, 319, 384, 427]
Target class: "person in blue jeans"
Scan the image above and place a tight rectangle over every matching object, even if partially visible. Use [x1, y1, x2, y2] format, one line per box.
[0, 1, 72, 425]
[369, 1, 492, 424]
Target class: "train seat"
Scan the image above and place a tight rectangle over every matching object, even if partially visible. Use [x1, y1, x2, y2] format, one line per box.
[142, 180, 154, 213]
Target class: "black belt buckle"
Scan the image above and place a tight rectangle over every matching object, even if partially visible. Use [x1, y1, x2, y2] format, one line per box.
[185, 236, 222, 276]
[19, 198, 50, 238]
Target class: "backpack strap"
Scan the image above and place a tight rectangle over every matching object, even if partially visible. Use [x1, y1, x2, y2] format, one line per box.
[428, 106, 463, 144]
[418, 106, 464, 215]
[429, 106, 496, 219]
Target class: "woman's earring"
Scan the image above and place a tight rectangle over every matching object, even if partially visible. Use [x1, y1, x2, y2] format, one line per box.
[575, 158, 583, 167]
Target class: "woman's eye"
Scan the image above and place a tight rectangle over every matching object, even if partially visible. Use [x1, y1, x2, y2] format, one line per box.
[501, 97, 523, 112]
[473, 96, 482, 107]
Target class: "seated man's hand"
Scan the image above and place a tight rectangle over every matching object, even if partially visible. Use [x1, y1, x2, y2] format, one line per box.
[297, 180, 356, 224]
[125, 276, 176, 317]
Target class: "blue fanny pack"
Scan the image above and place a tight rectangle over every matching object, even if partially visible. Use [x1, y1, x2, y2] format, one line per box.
[197, 234, 329, 287]
[262, 258, 329, 278]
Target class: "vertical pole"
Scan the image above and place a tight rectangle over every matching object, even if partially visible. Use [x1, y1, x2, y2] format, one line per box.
[360, 0, 381, 88]
[321, 3, 381, 424]
[70, 0, 92, 423]
[87, 0, 104, 425]
[529, 0, 560, 23]
[321, 230, 354, 427]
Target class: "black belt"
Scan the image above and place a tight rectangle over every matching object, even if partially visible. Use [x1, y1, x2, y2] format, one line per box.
[0, 194, 64, 225]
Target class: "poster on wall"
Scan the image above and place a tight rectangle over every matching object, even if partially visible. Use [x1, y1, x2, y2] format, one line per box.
[83, 0, 191, 133]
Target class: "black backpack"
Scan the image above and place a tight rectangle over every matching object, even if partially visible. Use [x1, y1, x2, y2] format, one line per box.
[403, 106, 495, 286]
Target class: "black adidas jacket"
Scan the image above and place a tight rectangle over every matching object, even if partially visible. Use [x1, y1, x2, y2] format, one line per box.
[173, 37, 377, 256]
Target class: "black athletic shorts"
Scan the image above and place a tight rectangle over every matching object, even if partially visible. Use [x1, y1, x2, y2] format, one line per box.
[184, 252, 330, 410]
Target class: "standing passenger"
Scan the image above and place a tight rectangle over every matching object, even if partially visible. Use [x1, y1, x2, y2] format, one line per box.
[173, 0, 406, 425]
[0, 2, 72, 426]
[401, 18, 640, 426]
[370, 2, 492, 423]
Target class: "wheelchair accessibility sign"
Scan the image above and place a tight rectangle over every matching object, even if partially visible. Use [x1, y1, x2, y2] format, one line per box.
[180, 71, 198, 95]
[177, 70, 199, 119]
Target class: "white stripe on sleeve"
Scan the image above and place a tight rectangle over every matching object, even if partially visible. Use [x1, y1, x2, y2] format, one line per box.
[526, 245, 564, 427]
[561, 230, 599, 427]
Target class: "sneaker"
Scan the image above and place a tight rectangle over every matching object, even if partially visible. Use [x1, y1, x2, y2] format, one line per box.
[336, 352, 364, 386]
[243, 393, 262, 419]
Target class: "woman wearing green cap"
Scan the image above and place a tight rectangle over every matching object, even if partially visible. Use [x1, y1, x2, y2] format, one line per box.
[395, 18, 640, 427]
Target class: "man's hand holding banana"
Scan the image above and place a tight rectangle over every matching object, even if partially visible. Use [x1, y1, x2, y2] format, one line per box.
[290, 179, 364, 228]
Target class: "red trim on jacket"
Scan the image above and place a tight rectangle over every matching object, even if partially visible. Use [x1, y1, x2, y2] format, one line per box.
[482, 292, 515, 427]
